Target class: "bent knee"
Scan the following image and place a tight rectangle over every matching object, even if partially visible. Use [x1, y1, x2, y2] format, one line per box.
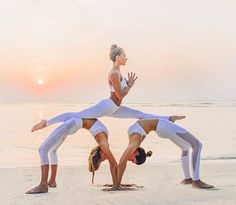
[39, 145, 48, 155]
[193, 140, 202, 151]
[198, 141, 202, 150]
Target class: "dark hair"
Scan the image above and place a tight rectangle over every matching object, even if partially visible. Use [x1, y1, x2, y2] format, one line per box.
[88, 146, 101, 184]
[109, 44, 123, 62]
[135, 147, 152, 165]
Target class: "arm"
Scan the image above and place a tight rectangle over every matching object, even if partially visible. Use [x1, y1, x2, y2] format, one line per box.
[96, 137, 118, 188]
[117, 141, 140, 187]
[110, 72, 137, 100]
[110, 72, 131, 100]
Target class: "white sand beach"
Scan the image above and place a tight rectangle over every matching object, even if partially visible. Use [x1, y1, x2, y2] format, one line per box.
[0, 103, 236, 204]
[1, 162, 236, 205]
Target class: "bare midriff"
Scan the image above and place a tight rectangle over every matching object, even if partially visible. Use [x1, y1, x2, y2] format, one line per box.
[137, 119, 159, 134]
[109, 92, 122, 106]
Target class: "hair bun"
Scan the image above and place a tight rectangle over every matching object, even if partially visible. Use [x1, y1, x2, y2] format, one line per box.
[146, 151, 153, 157]
[110, 44, 118, 50]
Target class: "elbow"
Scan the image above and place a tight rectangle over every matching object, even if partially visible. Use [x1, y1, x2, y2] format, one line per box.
[116, 92, 124, 100]
[116, 95, 124, 101]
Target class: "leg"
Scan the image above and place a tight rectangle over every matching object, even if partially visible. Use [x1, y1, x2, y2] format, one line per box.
[32, 99, 117, 131]
[26, 118, 83, 194]
[156, 119, 213, 188]
[47, 136, 66, 188]
[109, 105, 170, 119]
[47, 118, 83, 187]
[48, 165, 57, 188]
[26, 165, 49, 194]
[176, 132, 214, 189]
[167, 133, 192, 182]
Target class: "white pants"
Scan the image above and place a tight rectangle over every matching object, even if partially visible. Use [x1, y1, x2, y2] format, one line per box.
[128, 119, 202, 180]
[46, 98, 169, 126]
[39, 118, 109, 165]
[155, 119, 202, 180]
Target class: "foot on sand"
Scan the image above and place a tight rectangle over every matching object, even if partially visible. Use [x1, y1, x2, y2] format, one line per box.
[48, 181, 57, 188]
[31, 120, 47, 132]
[192, 180, 214, 189]
[25, 184, 48, 194]
[181, 178, 193, 185]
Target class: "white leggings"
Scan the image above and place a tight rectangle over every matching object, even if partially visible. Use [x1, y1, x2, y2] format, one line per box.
[46, 98, 169, 126]
[155, 119, 202, 180]
[39, 118, 109, 166]
[39, 118, 83, 165]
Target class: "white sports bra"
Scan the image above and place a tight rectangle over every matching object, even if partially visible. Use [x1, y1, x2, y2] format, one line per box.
[109, 74, 127, 92]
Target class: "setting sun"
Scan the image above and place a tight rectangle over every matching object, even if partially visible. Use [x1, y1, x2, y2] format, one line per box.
[37, 80, 44, 85]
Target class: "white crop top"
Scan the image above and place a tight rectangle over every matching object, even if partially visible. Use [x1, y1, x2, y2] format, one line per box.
[109, 74, 127, 92]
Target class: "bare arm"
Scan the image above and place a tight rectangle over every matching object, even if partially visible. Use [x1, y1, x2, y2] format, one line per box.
[110, 72, 137, 100]
[117, 139, 140, 187]
[96, 136, 118, 187]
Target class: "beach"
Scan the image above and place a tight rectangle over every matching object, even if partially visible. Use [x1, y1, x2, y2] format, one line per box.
[1, 162, 236, 205]
[0, 102, 236, 204]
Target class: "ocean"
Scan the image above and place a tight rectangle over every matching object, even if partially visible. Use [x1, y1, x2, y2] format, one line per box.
[0, 102, 236, 168]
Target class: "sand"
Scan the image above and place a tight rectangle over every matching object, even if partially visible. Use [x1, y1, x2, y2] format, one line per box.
[1, 161, 236, 205]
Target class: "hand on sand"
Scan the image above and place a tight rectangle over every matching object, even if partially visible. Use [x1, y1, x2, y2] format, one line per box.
[169, 115, 186, 123]
[102, 186, 118, 191]
[31, 120, 47, 132]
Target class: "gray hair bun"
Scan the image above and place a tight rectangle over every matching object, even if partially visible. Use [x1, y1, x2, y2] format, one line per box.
[110, 44, 118, 50]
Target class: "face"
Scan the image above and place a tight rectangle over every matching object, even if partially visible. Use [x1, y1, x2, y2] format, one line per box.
[117, 51, 127, 65]
[100, 150, 106, 162]
[129, 150, 138, 164]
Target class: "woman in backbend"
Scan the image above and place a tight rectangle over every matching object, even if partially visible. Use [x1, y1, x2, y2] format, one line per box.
[90, 118, 214, 189]
[26, 118, 117, 194]
[31, 44, 179, 132]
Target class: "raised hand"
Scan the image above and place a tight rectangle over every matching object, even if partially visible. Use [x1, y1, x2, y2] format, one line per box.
[125, 72, 138, 88]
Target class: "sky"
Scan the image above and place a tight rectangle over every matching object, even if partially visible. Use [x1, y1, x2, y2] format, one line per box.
[0, 0, 236, 103]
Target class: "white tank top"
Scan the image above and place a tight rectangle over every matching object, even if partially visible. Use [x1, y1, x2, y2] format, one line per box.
[109, 75, 127, 92]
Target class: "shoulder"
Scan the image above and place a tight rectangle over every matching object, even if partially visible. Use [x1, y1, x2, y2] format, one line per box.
[109, 70, 120, 80]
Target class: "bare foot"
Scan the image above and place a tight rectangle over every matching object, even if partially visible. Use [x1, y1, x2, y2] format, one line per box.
[31, 120, 47, 132]
[118, 186, 136, 191]
[169, 116, 186, 123]
[25, 184, 48, 194]
[48, 181, 57, 188]
[192, 180, 214, 189]
[181, 178, 193, 185]
[102, 186, 118, 191]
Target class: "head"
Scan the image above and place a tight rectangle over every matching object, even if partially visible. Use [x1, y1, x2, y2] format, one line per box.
[88, 146, 106, 184]
[129, 147, 152, 165]
[109, 44, 127, 66]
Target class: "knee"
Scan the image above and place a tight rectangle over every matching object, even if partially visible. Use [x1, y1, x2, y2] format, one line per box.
[198, 141, 202, 150]
[39, 144, 50, 156]
[65, 118, 76, 127]
[193, 140, 202, 151]
[48, 148, 57, 156]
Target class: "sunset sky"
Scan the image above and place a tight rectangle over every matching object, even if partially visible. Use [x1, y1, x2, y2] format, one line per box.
[0, 0, 236, 103]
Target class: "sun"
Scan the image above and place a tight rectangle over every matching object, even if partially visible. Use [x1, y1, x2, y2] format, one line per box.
[37, 79, 44, 85]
